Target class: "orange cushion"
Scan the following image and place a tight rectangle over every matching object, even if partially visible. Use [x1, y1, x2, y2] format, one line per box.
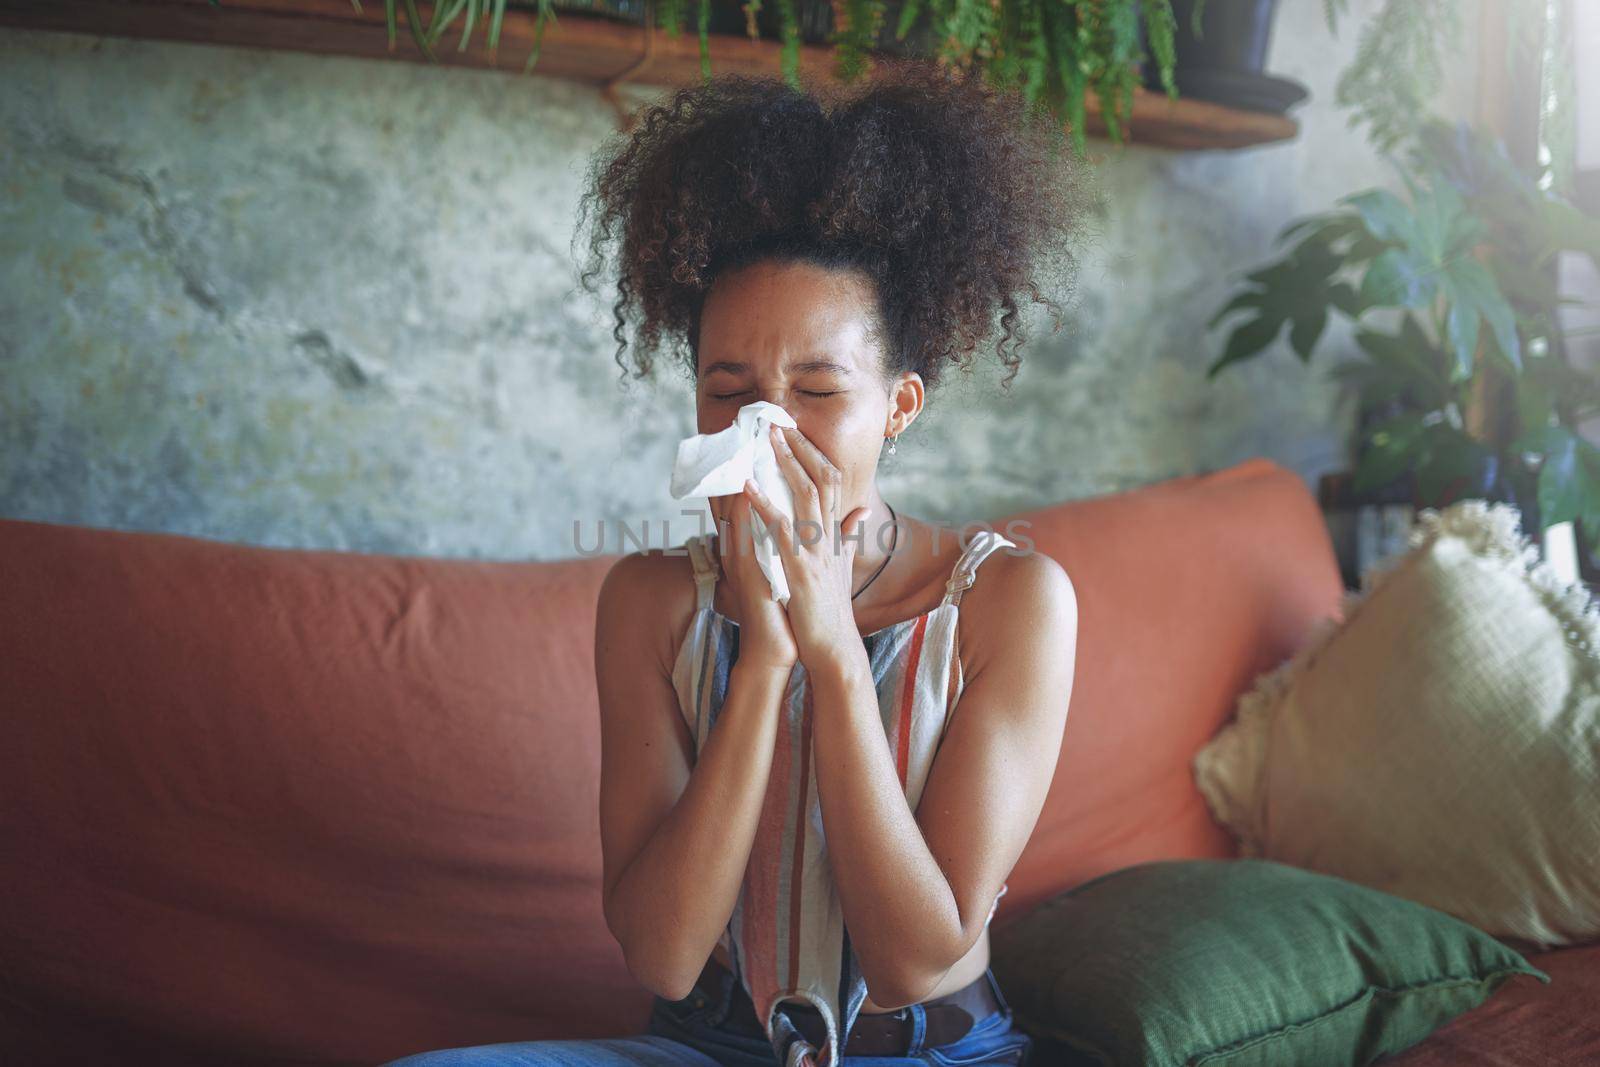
[0, 456, 1344, 1063]
[992, 457, 1345, 924]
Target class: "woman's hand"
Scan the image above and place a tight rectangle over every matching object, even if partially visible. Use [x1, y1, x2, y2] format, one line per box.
[710, 486, 800, 676]
[742, 423, 873, 677]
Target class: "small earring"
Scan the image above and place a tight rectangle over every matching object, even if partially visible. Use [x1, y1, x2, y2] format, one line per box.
[886, 433, 898, 456]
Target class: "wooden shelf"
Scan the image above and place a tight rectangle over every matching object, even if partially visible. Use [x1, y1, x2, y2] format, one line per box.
[0, 0, 1301, 150]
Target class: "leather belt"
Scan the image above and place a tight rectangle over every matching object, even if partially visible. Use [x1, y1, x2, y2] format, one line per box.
[694, 953, 1001, 1056]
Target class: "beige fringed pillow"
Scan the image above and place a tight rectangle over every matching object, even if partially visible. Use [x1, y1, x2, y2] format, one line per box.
[1194, 499, 1600, 948]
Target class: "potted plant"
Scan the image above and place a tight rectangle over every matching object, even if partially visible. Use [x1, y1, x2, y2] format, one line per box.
[336, 0, 1190, 155]
[1140, 0, 1308, 114]
[1206, 116, 1600, 563]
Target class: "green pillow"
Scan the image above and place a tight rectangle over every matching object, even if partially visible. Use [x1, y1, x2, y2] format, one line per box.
[991, 859, 1548, 1067]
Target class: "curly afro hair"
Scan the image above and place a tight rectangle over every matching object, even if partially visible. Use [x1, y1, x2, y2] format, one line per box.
[573, 58, 1098, 394]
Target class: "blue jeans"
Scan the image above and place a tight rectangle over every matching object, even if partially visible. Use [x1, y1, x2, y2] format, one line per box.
[382, 966, 1033, 1066]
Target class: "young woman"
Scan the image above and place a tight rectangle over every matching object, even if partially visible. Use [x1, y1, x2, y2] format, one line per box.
[387, 58, 1085, 1067]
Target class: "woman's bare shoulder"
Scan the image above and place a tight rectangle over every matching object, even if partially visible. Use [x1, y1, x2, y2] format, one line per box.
[956, 544, 1078, 670]
[600, 542, 700, 601]
[597, 542, 705, 672]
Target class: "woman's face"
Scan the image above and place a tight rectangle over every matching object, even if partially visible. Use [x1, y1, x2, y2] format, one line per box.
[695, 258, 922, 518]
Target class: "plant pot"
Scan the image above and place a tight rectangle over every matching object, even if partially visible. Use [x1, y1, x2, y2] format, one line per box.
[1436, 453, 1544, 539]
[545, 0, 648, 25]
[701, 0, 938, 57]
[1318, 469, 1417, 589]
[1139, 0, 1308, 113]
[1168, 0, 1280, 74]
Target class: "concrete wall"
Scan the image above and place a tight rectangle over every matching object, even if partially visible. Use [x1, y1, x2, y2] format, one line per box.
[0, 3, 1481, 560]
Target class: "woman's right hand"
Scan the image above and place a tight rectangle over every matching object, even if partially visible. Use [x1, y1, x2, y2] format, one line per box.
[710, 489, 799, 676]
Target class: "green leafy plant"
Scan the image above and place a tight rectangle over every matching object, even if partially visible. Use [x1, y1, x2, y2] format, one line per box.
[1320, 0, 1464, 156]
[1207, 117, 1600, 552]
[216, 0, 1197, 157]
[1319, 0, 1554, 157]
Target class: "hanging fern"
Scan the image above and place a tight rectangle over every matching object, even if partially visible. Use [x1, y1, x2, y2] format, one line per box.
[278, 0, 1188, 155]
[1322, 0, 1558, 157]
[1324, 0, 1462, 155]
[773, 0, 802, 84]
[1142, 0, 1178, 97]
[657, 0, 685, 36]
[831, 0, 888, 83]
[698, 0, 713, 81]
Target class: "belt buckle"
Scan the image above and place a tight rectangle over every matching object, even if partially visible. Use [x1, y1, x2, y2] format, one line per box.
[780, 976, 988, 1055]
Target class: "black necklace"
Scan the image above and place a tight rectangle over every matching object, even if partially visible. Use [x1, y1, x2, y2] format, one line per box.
[851, 501, 898, 601]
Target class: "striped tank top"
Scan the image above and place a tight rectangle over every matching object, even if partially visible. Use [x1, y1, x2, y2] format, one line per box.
[670, 527, 1018, 1067]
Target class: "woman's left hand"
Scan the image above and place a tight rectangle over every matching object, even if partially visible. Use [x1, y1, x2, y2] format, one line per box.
[743, 423, 872, 676]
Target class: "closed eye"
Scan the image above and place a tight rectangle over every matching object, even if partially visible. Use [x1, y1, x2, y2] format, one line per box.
[710, 391, 838, 400]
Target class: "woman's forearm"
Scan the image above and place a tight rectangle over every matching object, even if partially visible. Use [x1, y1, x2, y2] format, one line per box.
[808, 647, 964, 1008]
[609, 659, 792, 1001]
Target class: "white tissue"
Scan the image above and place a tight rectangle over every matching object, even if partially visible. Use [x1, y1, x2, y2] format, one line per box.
[669, 401, 797, 605]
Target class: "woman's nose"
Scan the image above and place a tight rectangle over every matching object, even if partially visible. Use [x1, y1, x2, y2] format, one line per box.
[754, 389, 794, 410]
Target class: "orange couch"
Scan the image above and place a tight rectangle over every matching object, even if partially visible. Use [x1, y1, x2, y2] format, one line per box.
[3, 457, 1594, 1065]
